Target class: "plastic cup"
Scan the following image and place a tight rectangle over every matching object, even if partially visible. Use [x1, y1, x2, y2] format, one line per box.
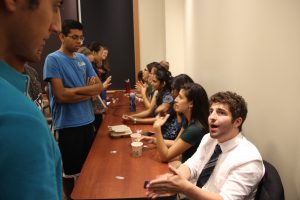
[131, 141, 143, 157]
[130, 133, 141, 142]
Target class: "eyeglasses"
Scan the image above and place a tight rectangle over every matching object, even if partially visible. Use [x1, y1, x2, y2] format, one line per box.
[67, 35, 85, 42]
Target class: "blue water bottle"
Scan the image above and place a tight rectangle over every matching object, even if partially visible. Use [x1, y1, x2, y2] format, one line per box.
[129, 92, 136, 112]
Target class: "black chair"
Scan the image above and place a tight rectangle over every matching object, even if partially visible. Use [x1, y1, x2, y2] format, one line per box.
[255, 160, 285, 200]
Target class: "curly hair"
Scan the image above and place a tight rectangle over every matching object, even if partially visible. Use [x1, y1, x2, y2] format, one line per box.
[210, 91, 248, 131]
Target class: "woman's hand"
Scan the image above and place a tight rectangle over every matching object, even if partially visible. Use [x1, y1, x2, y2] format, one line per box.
[141, 135, 157, 144]
[140, 82, 147, 96]
[122, 114, 134, 123]
[135, 81, 144, 93]
[153, 114, 170, 130]
[103, 76, 112, 89]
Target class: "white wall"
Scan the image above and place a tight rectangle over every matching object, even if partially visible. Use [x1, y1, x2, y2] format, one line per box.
[164, 0, 185, 76]
[139, 0, 300, 199]
[184, 0, 300, 199]
[138, 0, 166, 69]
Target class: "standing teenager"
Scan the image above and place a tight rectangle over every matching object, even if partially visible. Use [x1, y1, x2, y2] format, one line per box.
[44, 19, 104, 199]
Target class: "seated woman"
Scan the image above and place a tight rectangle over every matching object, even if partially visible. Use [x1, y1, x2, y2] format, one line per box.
[89, 42, 111, 101]
[122, 66, 173, 126]
[78, 45, 112, 133]
[143, 83, 209, 163]
[135, 62, 159, 109]
[161, 74, 194, 140]
[137, 70, 144, 83]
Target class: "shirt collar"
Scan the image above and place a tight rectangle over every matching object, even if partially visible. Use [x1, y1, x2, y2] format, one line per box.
[0, 60, 29, 95]
[218, 133, 243, 153]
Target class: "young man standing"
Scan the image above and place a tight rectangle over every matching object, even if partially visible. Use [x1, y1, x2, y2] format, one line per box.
[43, 19, 104, 199]
[146, 91, 265, 200]
[0, 0, 63, 199]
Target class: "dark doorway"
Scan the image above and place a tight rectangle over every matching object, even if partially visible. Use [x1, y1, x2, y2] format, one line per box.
[80, 0, 136, 89]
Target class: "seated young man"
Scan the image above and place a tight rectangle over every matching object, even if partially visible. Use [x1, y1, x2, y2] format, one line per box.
[146, 91, 265, 200]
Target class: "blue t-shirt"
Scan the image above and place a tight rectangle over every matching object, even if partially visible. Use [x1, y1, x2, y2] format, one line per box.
[162, 111, 186, 140]
[43, 51, 96, 130]
[155, 90, 173, 109]
[0, 60, 62, 199]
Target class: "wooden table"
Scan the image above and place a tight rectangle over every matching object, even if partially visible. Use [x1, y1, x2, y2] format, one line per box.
[71, 91, 172, 200]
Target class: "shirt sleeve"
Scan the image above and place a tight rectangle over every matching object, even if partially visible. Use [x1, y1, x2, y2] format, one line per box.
[43, 54, 62, 82]
[219, 160, 265, 200]
[0, 112, 61, 199]
[162, 92, 173, 104]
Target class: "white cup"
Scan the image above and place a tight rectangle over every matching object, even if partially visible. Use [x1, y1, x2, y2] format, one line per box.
[131, 141, 143, 157]
[130, 133, 141, 142]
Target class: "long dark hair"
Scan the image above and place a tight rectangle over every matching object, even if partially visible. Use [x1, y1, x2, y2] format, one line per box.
[100, 46, 110, 71]
[155, 66, 172, 92]
[88, 41, 110, 71]
[88, 41, 103, 53]
[182, 83, 209, 132]
[153, 66, 172, 107]
[171, 74, 194, 93]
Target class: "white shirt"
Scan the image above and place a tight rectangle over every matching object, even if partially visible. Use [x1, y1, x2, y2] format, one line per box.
[184, 133, 265, 200]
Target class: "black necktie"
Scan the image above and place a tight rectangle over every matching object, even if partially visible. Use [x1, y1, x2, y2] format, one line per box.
[196, 144, 222, 188]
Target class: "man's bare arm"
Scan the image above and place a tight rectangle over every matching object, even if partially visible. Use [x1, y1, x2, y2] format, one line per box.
[75, 76, 103, 96]
[50, 78, 94, 103]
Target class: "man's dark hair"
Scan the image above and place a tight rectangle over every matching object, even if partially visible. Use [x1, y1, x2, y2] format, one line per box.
[210, 91, 248, 131]
[61, 19, 83, 36]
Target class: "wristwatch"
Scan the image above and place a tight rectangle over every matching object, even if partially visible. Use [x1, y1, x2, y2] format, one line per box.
[133, 118, 137, 124]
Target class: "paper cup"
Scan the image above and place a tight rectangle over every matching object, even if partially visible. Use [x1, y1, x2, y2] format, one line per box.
[131, 141, 143, 157]
[130, 133, 141, 142]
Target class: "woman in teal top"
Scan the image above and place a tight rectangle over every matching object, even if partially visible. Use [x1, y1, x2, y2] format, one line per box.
[144, 82, 209, 163]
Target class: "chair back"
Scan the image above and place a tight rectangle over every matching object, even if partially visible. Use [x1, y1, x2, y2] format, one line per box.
[255, 160, 285, 200]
